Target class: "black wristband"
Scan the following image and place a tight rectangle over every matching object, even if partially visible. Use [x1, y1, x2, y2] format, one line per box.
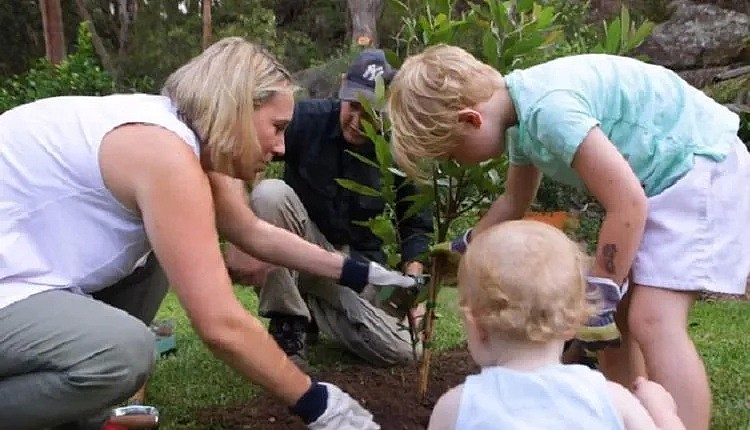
[290, 380, 328, 425]
[338, 257, 369, 293]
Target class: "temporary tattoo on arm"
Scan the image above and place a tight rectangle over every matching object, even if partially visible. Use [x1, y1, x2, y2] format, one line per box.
[602, 244, 617, 274]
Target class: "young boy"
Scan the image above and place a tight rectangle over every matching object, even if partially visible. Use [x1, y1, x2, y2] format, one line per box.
[387, 45, 750, 430]
[428, 221, 685, 430]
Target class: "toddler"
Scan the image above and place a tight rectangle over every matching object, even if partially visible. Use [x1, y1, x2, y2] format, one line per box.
[428, 220, 685, 430]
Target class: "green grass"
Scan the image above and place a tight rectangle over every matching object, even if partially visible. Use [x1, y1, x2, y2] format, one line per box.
[147, 288, 749, 429]
[690, 300, 750, 430]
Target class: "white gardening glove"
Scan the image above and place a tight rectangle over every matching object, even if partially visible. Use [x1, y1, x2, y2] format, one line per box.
[307, 383, 380, 430]
[338, 257, 416, 293]
[367, 261, 417, 288]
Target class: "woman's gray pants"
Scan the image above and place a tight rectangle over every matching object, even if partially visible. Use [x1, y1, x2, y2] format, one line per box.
[0, 253, 168, 430]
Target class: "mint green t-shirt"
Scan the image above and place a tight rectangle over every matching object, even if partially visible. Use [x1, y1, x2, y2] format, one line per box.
[504, 54, 739, 197]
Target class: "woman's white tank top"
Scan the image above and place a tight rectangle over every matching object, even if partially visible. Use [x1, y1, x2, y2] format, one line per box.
[0, 94, 199, 309]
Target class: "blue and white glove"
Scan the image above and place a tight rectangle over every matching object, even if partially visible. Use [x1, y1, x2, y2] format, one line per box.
[431, 229, 472, 255]
[291, 381, 380, 430]
[338, 258, 416, 293]
[575, 276, 625, 352]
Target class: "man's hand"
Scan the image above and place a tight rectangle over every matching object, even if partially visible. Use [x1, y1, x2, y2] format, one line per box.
[224, 243, 275, 287]
[338, 258, 416, 293]
[367, 262, 417, 288]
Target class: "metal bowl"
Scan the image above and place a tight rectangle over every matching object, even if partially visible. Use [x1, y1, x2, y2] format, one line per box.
[109, 405, 160, 429]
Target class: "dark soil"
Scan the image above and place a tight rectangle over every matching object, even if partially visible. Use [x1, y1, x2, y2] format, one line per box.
[196, 348, 478, 429]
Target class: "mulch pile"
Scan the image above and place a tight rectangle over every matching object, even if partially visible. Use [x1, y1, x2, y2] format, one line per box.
[196, 348, 478, 429]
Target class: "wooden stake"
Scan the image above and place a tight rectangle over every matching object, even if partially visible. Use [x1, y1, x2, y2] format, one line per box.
[418, 254, 445, 399]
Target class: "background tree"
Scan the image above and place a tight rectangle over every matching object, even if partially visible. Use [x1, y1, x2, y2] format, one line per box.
[202, 0, 212, 50]
[40, 0, 65, 64]
[348, 0, 384, 47]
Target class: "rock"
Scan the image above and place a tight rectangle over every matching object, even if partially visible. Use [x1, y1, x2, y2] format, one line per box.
[677, 64, 734, 87]
[634, 0, 750, 69]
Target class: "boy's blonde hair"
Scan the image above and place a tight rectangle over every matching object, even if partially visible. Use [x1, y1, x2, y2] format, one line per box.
[458, 220, 592, 343]
[162, 37, 295, 177]
[387, 44, 502, 179]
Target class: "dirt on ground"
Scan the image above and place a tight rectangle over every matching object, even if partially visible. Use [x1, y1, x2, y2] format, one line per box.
[196, 348, 478, 429]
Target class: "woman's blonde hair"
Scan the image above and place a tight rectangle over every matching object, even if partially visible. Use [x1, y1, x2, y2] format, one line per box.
[458, 220, 594, 343]
[387, 44, 503, 180]
[162, 37, 294, 177]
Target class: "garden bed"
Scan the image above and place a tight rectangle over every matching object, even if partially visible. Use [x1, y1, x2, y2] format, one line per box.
[196, 348, 478, 429]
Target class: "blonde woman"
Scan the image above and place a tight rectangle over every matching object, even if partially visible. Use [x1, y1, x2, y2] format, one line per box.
[0, 37, 403, 429]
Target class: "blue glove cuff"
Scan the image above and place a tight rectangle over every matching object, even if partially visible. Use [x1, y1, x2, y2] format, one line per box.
[339, 257, 369, 293]
[290, 380, 328, 425]
[452, 229, 473, 254]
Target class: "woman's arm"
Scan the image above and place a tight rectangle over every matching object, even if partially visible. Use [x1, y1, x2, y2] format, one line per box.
[472, 163, 542, 237]
[571, 127, 648, 285]
[208, 172, 346, 280]
[100, 125, 310, 405]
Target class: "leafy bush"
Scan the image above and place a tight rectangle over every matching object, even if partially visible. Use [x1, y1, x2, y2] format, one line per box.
[0, 22, 116, 113]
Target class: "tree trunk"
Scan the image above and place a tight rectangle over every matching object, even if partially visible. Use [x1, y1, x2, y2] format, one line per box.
[202, 0, 212, 50]
[74, 0, 117, 81]
[117, 0, 137, 59]
[347, 0, 383, 47]
[39, 0, 65, 64]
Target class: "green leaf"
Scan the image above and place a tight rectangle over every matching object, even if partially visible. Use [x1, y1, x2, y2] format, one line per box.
[334, 179, 382, 197]
[517, 0, 534, 13]
[605, 17, 622, 54]
[620, 6, 631, 48]
[360, 119, 378, 142]
[482, 30, 499, 67]
[374, 136, 392, 168]
[383, 49, 403, 69]
[401, 193, 433, 220]
[436, 0, 453, 15]
[387, 0, 410, 15]
[375, 76, 386, 108]
[370, 216, 397, 243]
[624, 21, 655, 53]
[491, 0, 509, 31]
[535, 6, 558, 29]
[504, 32, 545, 58]
[345, 149, 379, 169]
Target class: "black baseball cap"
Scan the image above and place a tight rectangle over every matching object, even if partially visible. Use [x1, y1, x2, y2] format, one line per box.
[338, 49, 396, 105]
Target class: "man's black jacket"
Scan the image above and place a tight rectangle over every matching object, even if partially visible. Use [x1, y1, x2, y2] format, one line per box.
[277, 98, 433, 266]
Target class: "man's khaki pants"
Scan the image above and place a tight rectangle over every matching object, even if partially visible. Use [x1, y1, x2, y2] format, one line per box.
[249, 179, 416, 367]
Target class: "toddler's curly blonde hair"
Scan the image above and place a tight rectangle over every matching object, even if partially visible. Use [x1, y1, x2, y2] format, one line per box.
[458, 220, 593, 343]
[386, 44, 503, 180]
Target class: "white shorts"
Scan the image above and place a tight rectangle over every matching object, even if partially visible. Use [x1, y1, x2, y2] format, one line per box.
[631, 139, 750, 294]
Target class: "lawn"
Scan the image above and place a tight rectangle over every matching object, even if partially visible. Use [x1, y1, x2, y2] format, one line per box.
[146, 287, 749, 429]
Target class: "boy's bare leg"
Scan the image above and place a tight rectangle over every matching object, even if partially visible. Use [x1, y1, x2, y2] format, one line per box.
[628, 285, 710, 430]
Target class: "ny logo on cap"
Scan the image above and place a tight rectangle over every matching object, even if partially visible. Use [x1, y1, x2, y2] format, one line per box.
[362, 64, 385, 82]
